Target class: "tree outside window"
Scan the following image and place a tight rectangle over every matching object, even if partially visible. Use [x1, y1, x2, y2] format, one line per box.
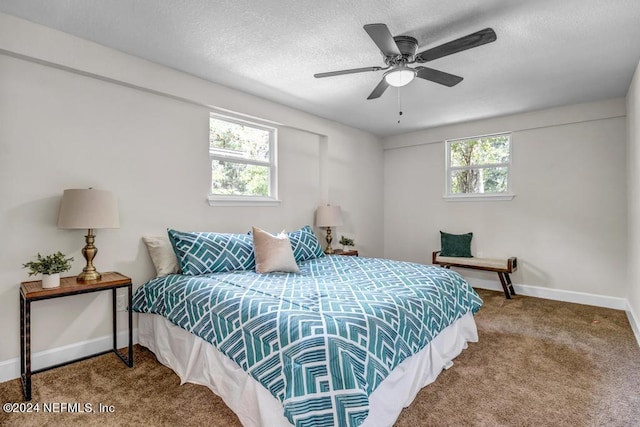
[446, 133, 511, 197]
[209, 115, 277, 202]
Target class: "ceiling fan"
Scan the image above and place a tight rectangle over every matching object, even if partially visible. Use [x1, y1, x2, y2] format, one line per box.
[314, 24, 497, 100]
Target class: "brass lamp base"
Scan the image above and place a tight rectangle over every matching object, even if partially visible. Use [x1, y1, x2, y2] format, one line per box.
[324, 226, 335, 254]
[77, 269, 102, 282]
[77, 228, 102, 283]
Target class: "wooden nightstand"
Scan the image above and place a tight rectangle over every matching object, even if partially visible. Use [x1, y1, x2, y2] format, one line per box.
[20, 272, 133, 401]
[332, 249, 359, 256]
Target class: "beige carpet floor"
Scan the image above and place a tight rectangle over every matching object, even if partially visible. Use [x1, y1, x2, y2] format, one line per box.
[1, 288, 639, 426]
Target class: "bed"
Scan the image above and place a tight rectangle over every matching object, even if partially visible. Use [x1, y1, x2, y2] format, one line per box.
[132, 228, 482, 427]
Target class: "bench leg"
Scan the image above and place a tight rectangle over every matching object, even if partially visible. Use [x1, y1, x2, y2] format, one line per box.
[505, 273, 516, 296]
[498, 272, 512, 299]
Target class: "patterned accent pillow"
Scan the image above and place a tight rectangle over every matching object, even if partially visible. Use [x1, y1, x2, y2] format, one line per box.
[440, 231, 473, 257]
[168, 229, 255, 275]
[288, 225, 325, 262]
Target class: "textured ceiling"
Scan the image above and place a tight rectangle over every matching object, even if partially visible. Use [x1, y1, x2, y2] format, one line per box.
[1, 0, 639, 136]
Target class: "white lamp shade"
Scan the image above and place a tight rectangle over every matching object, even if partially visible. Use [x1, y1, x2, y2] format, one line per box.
[315, 205, 343, 227]
[57, 189, 120, 229]
[384, 68, 416, 87]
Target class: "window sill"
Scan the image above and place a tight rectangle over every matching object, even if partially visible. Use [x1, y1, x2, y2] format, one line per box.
[443, 193, 515, 202]
[207, 195, 282, 207]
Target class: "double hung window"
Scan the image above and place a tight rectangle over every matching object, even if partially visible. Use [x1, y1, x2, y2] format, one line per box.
[445, 132, 513, 200]
[208, 114, 277, 204]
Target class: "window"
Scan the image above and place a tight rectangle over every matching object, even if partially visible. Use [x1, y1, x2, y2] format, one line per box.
[445, 132, 513, 200]
[208, 114, 278, 205]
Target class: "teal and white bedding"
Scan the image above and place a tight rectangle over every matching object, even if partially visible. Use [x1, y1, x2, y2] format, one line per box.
[132, 255, 482, 427]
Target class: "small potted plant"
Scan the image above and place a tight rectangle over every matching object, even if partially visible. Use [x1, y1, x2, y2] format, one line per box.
[23, 251, 74, 289]
[339, 235, 355, 252]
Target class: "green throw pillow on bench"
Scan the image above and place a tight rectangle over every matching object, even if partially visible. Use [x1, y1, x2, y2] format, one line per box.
[440, 231, 473, 257]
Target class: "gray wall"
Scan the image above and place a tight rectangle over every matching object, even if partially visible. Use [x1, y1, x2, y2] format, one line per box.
[626, 60, 640, 342]
[0, 13, 384, 367]
[383, 99, 628, 299]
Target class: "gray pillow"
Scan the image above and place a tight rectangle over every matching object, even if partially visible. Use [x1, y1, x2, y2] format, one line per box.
[252, 227, 299, 274]
[142, 235, 180, 276]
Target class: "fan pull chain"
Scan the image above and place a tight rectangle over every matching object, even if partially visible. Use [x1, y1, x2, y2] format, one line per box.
[397, 88, 403, 124]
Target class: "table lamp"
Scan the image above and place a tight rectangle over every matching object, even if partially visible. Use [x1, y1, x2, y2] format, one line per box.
[57, 188, 120, 282]
[315, 205, 343, 254]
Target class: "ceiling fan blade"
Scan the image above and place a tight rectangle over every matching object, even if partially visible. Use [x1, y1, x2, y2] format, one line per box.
[314, 66, 383, 78]
[367, 78, 389, 100]
[415, 67, 463, 87]
[415, 28, 497, 63]
[364, 23, 401, 57]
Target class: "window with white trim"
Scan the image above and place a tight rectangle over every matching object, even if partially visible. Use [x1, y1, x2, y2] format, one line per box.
[445, 132, 513, 200]
[208, 114, 278, 204]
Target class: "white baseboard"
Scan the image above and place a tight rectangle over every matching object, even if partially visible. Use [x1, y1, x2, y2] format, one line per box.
[468, 277, 628, 310]
[0, 329, 138, 384]
[469, 278, 640, 348]
[626, 302, 640, 349]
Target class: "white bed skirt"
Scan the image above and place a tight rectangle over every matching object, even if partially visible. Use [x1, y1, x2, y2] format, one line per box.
[138, 312, 478, 427]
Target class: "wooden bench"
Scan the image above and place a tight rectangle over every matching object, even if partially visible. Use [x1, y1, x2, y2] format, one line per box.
[432, 251, 518, 299]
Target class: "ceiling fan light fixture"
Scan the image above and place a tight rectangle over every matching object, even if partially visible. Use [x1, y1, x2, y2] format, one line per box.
[384, 67, 416, 87]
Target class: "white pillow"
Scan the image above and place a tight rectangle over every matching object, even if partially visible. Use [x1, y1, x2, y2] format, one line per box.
[142, 235, 179, 277]
[252, 226, 299, 274]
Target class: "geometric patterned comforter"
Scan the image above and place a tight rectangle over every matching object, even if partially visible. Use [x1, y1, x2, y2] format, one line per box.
[132, 255, 482, 427]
